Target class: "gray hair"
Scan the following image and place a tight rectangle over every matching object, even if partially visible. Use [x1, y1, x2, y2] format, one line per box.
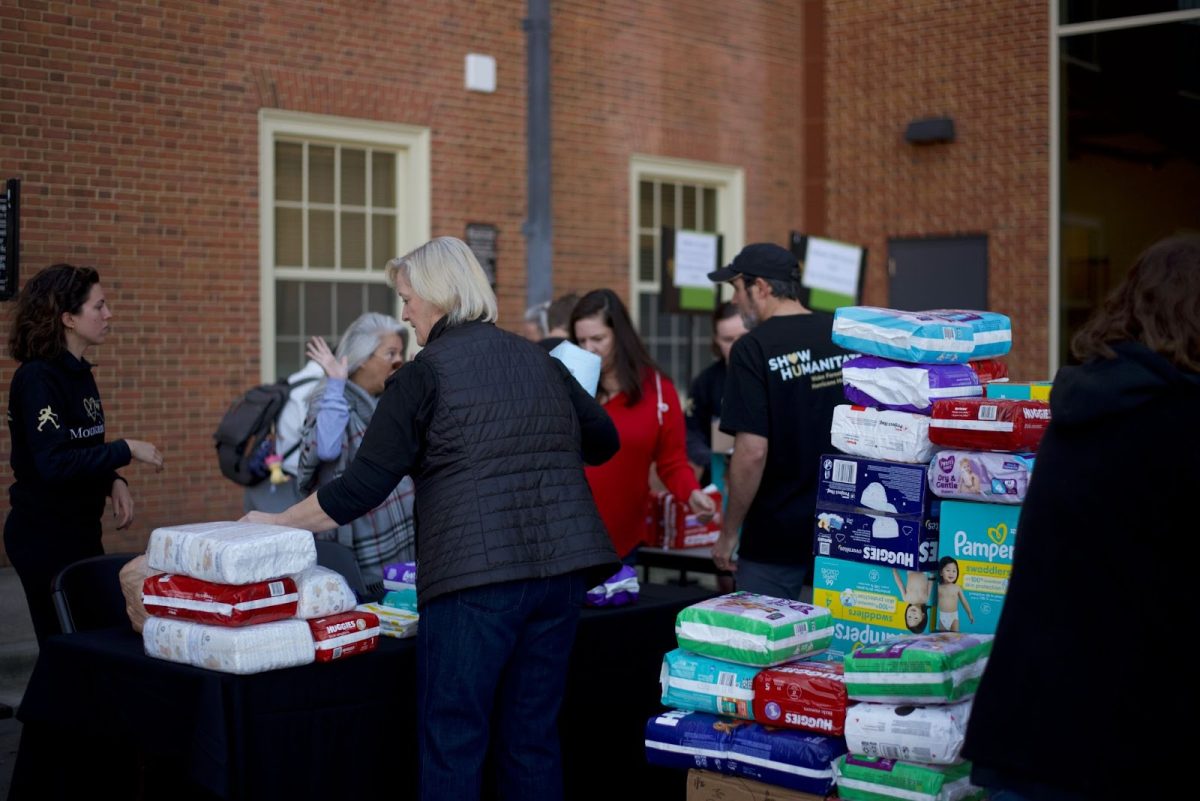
[524, 300, 550, 337]
[336, 312, 408, 376]
[761, 274, 802, 301]
[385, 236, 498, 325]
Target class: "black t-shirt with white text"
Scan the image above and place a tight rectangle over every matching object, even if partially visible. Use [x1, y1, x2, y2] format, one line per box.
[719, 312, 849, 564]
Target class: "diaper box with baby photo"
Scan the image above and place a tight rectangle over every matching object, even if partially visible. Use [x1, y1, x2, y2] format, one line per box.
[811, 556, 935, 660]
[934, 500, 1021, 635]
[814, 505, 940, 572]
[817, 455, 935, 518]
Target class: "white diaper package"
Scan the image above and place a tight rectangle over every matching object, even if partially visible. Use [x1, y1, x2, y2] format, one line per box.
[146, 521, 316, 584]
[143, 616, 315, 674]
[844, 700, 972, 765]
[291, 565, 359, 619]
[831, 405, 935, 464]
[675, 592, 834, 666]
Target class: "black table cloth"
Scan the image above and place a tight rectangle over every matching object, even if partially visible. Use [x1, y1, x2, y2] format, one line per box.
[11, 581, 712, 800]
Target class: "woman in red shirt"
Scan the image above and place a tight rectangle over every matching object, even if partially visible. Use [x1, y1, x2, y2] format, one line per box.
[571, 289, 717, 560]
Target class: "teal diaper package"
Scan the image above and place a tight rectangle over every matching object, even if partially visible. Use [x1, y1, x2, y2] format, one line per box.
[659, 647, 760, 718]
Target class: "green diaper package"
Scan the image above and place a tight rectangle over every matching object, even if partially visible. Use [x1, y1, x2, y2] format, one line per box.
[674, 592, 834, 667]
[843, 632, 992, 703]
[834, 755, 986, 801]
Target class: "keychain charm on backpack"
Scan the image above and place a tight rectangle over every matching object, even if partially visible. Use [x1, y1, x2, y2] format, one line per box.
[265, 453, 286, 486]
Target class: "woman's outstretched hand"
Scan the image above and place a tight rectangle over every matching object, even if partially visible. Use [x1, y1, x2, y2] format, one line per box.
[306, 336, 349, 381]
[126, 439, 164, 472]
[688, 488, 717, 523]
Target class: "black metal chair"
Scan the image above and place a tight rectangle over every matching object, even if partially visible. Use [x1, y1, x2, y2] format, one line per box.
[51, 552, 139, 634]
[313, 540, 373, 602]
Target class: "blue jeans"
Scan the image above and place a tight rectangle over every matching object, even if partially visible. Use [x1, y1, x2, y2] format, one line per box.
[416, 572, 585, 801]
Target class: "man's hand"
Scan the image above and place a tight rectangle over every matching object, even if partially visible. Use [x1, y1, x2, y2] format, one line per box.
[711, 528, 738, 573]
[688, 488, 717, 523]
[240, 511, 277, 525]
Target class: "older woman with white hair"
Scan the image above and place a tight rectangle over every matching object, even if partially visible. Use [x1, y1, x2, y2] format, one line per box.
[296, 312, 415, 597]
[244, 236, 619, 801]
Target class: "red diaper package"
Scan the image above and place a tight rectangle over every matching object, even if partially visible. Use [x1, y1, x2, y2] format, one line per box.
[649, 488, 723, 549]
[309, 610, 381, 662]
[929, 397, 1050, 452]
[752, 660, 850, 736]
[142, 573, 299, 626]
[967, 359, 1008, 384]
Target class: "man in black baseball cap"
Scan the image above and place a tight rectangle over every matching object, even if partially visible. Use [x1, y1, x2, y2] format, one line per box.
[706, 242, 851, 600]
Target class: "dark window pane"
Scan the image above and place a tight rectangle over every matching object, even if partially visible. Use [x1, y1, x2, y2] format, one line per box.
[639, 180, 654, 228]
[275, 341, 303, 381]
[661, 182, 677, 231]
[275, 207, 302, 267]
[275, 142, 303, 202]
[309, 145, 335, 204]
[309, 210, 335, 267]
[681, 185, 697, 230]
[341, 212, 367, 270]
[372, 152, 396, 207]
[373, 213, 396, 268]
[638, 233, 656, 283]
[336, 283, 365, 335]
[275, 281, 301, 337]
[341, 148, 366, 206]
[703, 188, 717, 233]
[305, 281, 333, 339]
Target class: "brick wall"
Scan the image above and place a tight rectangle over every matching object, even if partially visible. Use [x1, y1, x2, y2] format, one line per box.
[824, 0, 1051, 380]
[0, 1, 813, 562]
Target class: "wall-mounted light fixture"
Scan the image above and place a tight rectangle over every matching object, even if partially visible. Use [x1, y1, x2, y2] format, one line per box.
[465, 54, 497, 93]
[905, 116, 956, 144]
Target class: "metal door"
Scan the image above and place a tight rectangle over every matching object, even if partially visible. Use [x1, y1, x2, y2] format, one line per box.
[888, 235, 988, 310]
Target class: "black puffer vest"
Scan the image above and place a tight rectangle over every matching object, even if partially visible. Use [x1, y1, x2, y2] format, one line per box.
[413, 320, 616, 602]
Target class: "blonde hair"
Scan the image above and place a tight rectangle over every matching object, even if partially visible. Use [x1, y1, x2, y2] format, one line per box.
[385, 237, 498, 325]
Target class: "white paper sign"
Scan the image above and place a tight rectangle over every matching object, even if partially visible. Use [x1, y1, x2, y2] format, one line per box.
[803, 236, 863, 297]
[674, 231, 719, 289]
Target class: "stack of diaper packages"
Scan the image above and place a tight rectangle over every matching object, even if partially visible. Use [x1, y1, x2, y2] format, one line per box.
[926, 392, 1045, 634]
[356, 560, 419, 638]
[646, 592, 848, 798]
[141, 521, 377, 672]
[833, 632, 992, 801]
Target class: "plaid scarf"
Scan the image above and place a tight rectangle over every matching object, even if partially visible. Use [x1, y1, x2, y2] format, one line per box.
[296, 379, 415, 595]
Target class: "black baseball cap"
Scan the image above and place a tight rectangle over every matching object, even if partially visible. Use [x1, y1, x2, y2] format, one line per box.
[707, 242, 799, 283]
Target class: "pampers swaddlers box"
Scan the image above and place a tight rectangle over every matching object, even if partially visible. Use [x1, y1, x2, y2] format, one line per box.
[936, 500, 1021, 635]
[675, 592, 834, 667]
[811, 557, 934, 660]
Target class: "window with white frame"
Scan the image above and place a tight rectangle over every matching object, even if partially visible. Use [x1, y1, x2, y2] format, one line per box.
[629, 156, 744, 393]
[259, 110, 430, 380]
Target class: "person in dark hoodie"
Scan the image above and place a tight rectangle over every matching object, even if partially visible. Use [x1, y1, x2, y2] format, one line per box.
[962, 234, 1200, 801]
[5, 263, 164, 643]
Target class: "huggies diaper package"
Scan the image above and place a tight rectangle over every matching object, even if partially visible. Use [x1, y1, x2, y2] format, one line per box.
[967, 359, 1008, 384]
[308, 609, 380, 663]
[818, 455, 935, 518]
[934, 500, 1021, 635]
[811, 557, 935, 661]
[841, 357, 981, 414]
[644, 709, 846, 796]
[929, 398, 1050, 452]
[752, 660, 850, 735]
[815, 506, 940, 573]
[844, 699, 972, 764]
[830, 405, 936, 464]
[675, 592, 834, 666]
[842, 632, 993, 704]
[141, 574, 299, 626]
[833, 755, 986, 801]
[927, 450, 1035, 504]
[660, 648, 760, 719]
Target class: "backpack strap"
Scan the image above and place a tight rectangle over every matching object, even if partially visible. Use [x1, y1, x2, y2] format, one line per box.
[276, 375, 321, 462]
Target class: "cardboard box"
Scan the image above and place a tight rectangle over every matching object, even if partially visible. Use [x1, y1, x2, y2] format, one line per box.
[817, 455, 934, 518]
[811, 556, 934, 660]
[814, 504, 940, 572]
[687, 769, 830, 801]
[984, 381, 1052, 401]
[934, 500, 1021, 635]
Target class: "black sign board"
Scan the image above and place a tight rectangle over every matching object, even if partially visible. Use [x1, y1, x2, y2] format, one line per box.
[465, 223, 498, 288]
[0, 179, 19, 301]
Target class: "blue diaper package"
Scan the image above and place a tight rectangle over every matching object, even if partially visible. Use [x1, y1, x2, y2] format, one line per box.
[832, 307, 1011, 363]
[660, 648, 760, 719]
[814, 505, 940, 572]
[818, 454, 934, 519]
[644, 709, 845, 796]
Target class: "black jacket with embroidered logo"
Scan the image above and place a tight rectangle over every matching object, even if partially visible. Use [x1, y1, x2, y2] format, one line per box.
[7, 352, 131, 521]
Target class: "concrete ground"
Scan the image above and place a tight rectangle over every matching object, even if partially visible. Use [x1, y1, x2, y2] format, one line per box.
[0, 566, 37, 799]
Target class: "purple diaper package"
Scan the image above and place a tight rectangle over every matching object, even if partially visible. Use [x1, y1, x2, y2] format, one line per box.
[644, 709, 845, 796]
[842, 356, 982, 414]
[927, 450, 1035, 504]
[585, 564, 639, 607]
